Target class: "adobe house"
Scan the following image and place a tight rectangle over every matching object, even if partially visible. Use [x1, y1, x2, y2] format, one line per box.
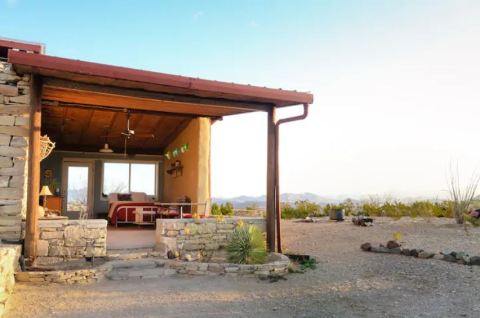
[0, 38, 313, 262]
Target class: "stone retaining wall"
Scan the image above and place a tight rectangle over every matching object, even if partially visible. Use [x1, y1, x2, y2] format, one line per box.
[0, 244, 21, 317]
[15, 253, 289, 284]
[0, 62, 31, 241]
[15, 265, 108, 285]
[37, 219, 107, 261]
[155, 217, 266, 261]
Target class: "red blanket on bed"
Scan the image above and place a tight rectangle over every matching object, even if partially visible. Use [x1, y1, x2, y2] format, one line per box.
[108, 202, 158, 226]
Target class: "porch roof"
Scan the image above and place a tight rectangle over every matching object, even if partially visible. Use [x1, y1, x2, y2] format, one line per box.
[8, 50, 313, 117]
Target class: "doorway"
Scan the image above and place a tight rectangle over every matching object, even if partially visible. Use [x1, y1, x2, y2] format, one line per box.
[62, 160, 95, 219]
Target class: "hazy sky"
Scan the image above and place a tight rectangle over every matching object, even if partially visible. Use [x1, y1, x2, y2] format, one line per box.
[2, 0, 479, 199]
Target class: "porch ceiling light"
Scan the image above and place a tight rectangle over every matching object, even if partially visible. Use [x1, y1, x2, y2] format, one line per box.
[99, 143, 114, 153]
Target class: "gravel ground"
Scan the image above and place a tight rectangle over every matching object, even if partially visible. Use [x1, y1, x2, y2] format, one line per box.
[6, 217, 480, 318]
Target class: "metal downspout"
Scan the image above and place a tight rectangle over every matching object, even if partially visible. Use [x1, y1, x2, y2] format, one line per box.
[275, 103, 309, 253]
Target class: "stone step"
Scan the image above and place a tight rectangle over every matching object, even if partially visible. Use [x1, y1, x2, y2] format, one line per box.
[105, 266, 177, 281]
[108, 258, 164, 270]
[106, 248, 160, 261]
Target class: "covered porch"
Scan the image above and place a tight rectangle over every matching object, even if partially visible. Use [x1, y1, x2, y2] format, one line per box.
[1, 39, 313, 261]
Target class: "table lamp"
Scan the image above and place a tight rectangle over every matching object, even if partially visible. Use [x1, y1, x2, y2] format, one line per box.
[39, 185, 53, 209]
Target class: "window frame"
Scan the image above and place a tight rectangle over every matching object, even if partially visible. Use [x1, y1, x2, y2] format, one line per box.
[101, 159, 159, 198]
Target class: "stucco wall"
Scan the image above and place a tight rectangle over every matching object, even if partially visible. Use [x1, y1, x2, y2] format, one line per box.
[0, 62, 31, 240]
[163, 118, 211, 212]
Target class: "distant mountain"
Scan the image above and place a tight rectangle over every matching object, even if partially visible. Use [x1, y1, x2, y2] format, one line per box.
[212, 192, 351, 208]
[212, 192, 445, 208]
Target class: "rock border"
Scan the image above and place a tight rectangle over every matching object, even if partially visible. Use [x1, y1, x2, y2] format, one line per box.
[15, 252, 290, 284]
[361, 241, 480, 266]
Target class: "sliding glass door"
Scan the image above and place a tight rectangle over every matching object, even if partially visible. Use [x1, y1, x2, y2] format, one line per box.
[62, 160, 94, 219]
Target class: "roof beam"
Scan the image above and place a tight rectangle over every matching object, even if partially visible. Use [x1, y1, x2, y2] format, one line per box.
[43, 78, 272, 112]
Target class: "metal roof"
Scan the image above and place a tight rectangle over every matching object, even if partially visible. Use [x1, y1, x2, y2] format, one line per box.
[4, 39, 313, 117]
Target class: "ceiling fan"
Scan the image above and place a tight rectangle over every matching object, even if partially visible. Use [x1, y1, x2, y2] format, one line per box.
[101, 109, 155, 155]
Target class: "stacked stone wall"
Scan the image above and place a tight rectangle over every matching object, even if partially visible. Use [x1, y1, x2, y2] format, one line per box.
[37, 220, 107, 261]
[0, 62, 30, 240]
[0, 244, 21, 317]
[156, 217, 266, 261]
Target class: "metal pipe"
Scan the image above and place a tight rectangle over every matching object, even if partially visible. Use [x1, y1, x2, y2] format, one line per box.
[274, 103, 309, 253]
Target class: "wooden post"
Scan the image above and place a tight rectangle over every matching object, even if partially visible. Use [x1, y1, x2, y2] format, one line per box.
[266, 108, 277, 252]
[24, 75, 42, 260]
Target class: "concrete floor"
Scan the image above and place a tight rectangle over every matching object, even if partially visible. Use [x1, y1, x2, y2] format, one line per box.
[107, 225, 156, 250]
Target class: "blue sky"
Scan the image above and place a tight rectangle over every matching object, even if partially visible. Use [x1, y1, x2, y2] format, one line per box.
[2, 1, 480, 199]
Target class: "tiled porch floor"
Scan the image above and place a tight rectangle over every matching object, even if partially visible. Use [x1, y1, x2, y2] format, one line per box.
[107, 225, 156, 250]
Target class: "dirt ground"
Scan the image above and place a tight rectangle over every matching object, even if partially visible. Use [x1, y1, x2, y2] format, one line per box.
[6, 217, 480, 318]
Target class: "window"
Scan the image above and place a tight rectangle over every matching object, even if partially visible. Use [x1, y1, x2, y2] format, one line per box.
[102, 161, 157, 196]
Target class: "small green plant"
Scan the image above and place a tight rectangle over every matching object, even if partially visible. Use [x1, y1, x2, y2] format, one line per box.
[211, 203, 221, 215]
[220, 202, 234, 216]
[465, 214, 480, 227]
[227, 225, 267, 264]
[211, 202, 234, 216]
[300, 258, 317, 270]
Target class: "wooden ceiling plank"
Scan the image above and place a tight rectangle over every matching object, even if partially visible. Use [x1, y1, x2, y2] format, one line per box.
[78, 109, 95, 145]
[161, 119, 191, 148]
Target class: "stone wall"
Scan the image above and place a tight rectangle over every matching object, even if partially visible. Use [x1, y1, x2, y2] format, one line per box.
[15, 254, 290, 284]
[0, 62, 30, 241]
[0, 244, 21, 317]
[37, 220, 107, 261]
[155, 217, 266, 261]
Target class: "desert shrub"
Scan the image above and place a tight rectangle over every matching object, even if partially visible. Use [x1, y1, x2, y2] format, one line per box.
[227, 225, 267, 264]
[281, 200, 321, 219]
[211, 203, 221, 215]
[465, 214, 480, 227]
[447, 166, 480, 224]
[323, 199, 357, 217]
[361, 201, 383, 216]
[211, 202, 234, 216]
[220, 202, 234, 216]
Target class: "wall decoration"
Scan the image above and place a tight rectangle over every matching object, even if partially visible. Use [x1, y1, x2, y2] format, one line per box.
[180, 143, 189, 153]
[172, 148, 179, 158]
[165, 143, 189, 161]
[40, 135, 55, 161]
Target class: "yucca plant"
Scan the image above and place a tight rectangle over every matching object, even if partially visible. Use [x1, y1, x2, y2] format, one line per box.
[227, 225, 267, 264]
[448, 164, 480, 224]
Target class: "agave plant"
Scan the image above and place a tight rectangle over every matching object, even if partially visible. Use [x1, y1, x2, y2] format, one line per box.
[227, 225, 267, 264]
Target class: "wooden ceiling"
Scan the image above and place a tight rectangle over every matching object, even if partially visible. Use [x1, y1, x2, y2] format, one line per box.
[41, 105, 191, 154]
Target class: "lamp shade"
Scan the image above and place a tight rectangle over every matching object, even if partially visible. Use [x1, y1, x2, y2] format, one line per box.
[39, 185, 53, 196]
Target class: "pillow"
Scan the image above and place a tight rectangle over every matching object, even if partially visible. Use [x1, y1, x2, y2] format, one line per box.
[131, 192, 147, 202]
[117, 193, 132, 201]
[108, 193, 118, 203]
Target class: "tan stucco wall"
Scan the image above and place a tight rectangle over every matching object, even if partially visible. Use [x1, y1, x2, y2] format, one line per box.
[163, 118, 211, 213]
